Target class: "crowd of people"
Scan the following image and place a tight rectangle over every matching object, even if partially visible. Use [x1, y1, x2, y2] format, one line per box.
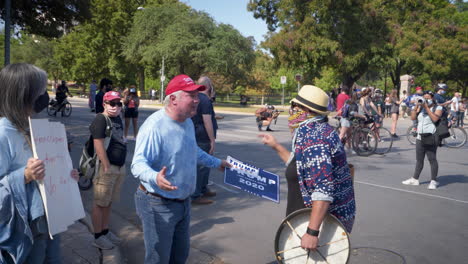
[1, 62, 466, 263]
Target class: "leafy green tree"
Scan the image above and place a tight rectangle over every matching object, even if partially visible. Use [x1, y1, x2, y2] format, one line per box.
[10, 34, 62, 83]
[0, 0, 91, 37]
[248, 0, 389, 89]
[55, 0, 138, 87]
[314, 67, 341, 92]
[124, 2, 255, 95]
[205, 23, 256, 94]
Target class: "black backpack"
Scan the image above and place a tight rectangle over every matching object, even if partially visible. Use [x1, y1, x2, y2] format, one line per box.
[79, 114, 113, 180]
[432, 106, 450, 143]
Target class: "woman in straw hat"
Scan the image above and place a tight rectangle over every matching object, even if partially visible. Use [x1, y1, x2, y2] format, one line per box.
[259, 85, 356, 251]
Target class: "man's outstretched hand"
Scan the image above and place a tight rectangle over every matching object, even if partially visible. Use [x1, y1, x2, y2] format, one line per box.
[156, 166, 177, 191]
[219, 160, 232, 171]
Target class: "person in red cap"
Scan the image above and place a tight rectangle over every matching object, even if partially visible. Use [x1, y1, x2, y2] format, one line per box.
[89, 91, 127, 250]
[132, 74, 231, 264]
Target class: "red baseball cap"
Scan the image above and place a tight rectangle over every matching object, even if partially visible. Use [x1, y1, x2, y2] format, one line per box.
[165, 74, 205, 96]
[104, 91, 121, 101]
[415, 86, 422, 91]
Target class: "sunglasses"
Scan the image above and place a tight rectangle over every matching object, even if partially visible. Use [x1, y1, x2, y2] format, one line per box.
[106, 101, 123, 107]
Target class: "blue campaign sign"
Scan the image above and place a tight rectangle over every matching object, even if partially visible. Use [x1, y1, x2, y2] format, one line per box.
[224, 156, 280, 203]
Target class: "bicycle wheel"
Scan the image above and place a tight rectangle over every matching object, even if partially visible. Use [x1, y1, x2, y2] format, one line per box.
[374, 127, 394, 154]
[352, 128, 377, 156]
[78, 177, 93, 191]
[47, 104, 56, 116]
[406, 126, 417, 145]
[444, 127, 467, 148]
[62, 102, 72, 117]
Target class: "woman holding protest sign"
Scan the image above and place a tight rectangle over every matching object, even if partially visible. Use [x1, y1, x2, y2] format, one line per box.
[0, 63, 78, 263]
[259, 85, 355, 251]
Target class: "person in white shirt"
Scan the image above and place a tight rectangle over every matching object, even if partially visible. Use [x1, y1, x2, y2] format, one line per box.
[450, 92, 460, 123]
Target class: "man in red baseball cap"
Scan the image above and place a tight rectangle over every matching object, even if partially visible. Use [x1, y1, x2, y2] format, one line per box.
[132, 74, 231, 263]
[162, 74, 207, 120]
[165, 74, 206, 96]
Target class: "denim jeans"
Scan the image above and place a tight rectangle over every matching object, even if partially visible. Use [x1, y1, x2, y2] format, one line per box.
[135, 188, 191, 264]
[191, 142, 211, 199]
[25, 234, 61, 264]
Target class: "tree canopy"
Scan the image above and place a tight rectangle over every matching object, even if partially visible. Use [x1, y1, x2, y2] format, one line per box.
[0, 0, 91, 37]
[248, 0, 467, 95]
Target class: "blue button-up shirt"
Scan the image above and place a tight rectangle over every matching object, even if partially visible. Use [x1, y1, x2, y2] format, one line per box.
[131, 108, 221, 199]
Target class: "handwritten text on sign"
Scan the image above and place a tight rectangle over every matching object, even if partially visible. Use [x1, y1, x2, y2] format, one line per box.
[224, 156, 279, 203]
[30, 118, 85, 237]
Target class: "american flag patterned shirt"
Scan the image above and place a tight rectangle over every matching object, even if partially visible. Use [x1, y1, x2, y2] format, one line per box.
[294, 119, 356, 233]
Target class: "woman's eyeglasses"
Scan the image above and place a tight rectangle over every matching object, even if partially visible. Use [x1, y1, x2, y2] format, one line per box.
[106, 101, 122, 107]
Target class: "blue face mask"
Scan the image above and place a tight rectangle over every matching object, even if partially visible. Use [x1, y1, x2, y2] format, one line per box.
[426, 99, 433, 105]
[440, 90, 446, 95]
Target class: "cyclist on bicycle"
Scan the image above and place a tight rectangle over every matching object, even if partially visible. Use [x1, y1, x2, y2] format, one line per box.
[360, 88, 383, 128]
[55, 80, 72, 107]
[339, 92, 368, 150]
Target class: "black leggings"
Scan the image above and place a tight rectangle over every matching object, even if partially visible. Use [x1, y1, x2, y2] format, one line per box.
[413, 139, 438, 181]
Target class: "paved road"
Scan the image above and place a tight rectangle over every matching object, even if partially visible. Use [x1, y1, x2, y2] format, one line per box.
[42, 98, 468, 264]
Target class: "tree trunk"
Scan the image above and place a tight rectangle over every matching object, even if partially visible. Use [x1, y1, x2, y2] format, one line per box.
[342, 76, 356, 91]
[138, 68, 145, 95]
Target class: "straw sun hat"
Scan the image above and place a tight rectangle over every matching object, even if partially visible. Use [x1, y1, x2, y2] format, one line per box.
[290, 85, 329, 115]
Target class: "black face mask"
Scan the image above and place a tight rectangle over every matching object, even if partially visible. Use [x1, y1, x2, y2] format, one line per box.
[34, 91, 50, 113]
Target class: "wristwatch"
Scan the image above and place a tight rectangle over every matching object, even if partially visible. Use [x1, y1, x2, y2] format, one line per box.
[306, 227, 320, 237]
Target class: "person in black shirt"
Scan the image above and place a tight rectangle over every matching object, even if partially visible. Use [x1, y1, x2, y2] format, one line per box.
[89, 91, 127, 250]
[95, 78, 113, 114]
[191, 76, 218, 204]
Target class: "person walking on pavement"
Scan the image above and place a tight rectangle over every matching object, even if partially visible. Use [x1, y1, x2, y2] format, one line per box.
[450, 92, 461, 125]
[123, 85, 140, 140]
[90, 91, 127, 250]
[191, 76, 218, 205]
[132, 74, 231, 264]
[259, 85, 355, 251]
[89, 80, 97, 112]
[389, 89, 402, 137]
[402, 91, 443, 190]
[0, 63, 79, 263]
[95, 78, 113, 114]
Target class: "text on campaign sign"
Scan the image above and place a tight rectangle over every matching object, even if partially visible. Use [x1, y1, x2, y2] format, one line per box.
[224, 156, 279, 203]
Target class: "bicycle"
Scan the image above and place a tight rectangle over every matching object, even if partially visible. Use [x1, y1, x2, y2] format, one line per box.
[368, 120, 394, 154]
[334, 115, 394, 156]
[47, 97, 72, 117]
[406, 123, 467, 148]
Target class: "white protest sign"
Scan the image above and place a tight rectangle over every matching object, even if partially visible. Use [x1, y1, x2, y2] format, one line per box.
[29, 118, 85, 237]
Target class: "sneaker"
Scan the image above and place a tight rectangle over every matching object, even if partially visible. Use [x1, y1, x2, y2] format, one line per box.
[207, 180, 214, 186]
[428, 180, 439, 190]
[191, 197, 214, 205]
[105, 231, 122, 245]
[391, 134, 399, 138]
[92, 235, 114, 250]
[266, 128, 274, 132]
[402, 178, 420, 186]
